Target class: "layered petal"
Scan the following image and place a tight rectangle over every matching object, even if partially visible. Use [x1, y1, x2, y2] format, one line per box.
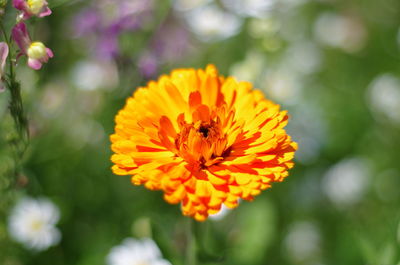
[110, 65, 297, 221]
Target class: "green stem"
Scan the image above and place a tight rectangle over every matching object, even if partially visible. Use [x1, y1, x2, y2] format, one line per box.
[186, 218, 198, 265]
[1, 22, 29, 177]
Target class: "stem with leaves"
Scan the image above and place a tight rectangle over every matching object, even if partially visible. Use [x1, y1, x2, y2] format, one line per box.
[1, 21, 29, 177]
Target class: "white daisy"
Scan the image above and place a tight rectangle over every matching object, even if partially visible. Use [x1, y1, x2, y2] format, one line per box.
[183, 4, 242, 42]
[8, 197, 61, 251]
[229, 51, 266, 84]
[107, 238, 172, 265]
[71, 59, 119, 91]
[322, 157, 371, 208]
[221, 0, 275, 18]
[367, 74, 400, 125]
[314, 12, 367, 53]
[209, 204, 231, 221]
[283, 221, 321, 263]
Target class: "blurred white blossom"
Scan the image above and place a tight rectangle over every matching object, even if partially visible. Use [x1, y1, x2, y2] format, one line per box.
[183, 4, 242, 42]
[38, 81, 69, 118]
[284, 221, 321, 263]
[248, 17, 280, 39]
[71, 60, 119, 91]
[222, 0, 275, 18]
[107, 238, 171, 265]
[262, 68, 303, 105]
[230, 51, 266, 84]
[209, 204, 231, 221]
[314, 13, 367, 53]
[8, 197, 61, 251]
[322, 157, 370, 208]
[282, 41, 322, 75]
[367, 74, 400, 125]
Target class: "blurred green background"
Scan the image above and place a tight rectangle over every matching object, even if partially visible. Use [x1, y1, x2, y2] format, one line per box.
[1, 0, 400, 264]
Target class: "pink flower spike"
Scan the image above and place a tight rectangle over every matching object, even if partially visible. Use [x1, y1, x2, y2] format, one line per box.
[26, 42, 53, 70]
[0, 42, 8, 92]
[13, 0, 52, 20]
[12, 23, 53, 70]
[12, 23, 31, 54]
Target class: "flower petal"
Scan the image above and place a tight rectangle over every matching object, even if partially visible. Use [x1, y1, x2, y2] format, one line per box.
[27, 58, 42, 70]
[0, 42, 9, 76]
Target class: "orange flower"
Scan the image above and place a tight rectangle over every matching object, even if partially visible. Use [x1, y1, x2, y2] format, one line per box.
[110, 65, 297, 221]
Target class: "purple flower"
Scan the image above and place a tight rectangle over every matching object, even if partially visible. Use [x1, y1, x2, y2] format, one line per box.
[73, 9, 101, 37]
[96, 34, 119, 60]
[13, 0, 51, 20]
[12, 23, 53, 70]
[0, 42, 8, 92]
[71, 0, 154, 59]
[136, 21, 191, 78]
[138, 53, 158, 78]
[152, 23, 190, 62]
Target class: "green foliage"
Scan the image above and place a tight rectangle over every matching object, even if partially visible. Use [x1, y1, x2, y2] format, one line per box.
[1, 0, 400, 264]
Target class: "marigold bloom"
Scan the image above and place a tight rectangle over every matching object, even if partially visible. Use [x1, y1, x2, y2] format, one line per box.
[110, 65, 297, 221]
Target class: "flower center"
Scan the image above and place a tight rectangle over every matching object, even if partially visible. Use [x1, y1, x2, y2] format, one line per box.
[199, 125, 209, 138]
[27, 42, 47, 60]
[175, 119, 228, 169]
[29, 219, 44, 232]
[27, 0, 45, 14]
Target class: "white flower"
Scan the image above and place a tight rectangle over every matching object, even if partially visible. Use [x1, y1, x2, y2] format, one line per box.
[314, 13, 367, 53]
[8, 197, 61, 251]
[283, 221, 321, 263]
[262, 68, 303, 105]
[221, 0, 275, 18]
[229, 51, 266, 84]
[209, 204, 231, 221]
[107, 238, 172, 265]
[367, 74, 400, 125]
[281, 41, 322, 75]
[71, 59, 119, 91]
[183, 4, 242, 42]
[322, 157, 370, 208]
